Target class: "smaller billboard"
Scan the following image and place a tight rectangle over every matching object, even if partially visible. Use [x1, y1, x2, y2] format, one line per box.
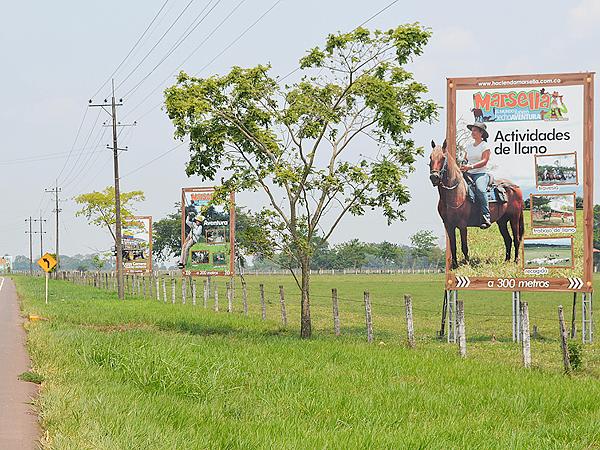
[122, 216, 152, 274]
[180, 187, 235, 276]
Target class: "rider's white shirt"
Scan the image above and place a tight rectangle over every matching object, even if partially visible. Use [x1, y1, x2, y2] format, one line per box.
[465, 140, 489, 174]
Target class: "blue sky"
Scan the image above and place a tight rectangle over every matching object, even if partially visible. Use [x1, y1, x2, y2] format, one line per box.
[1, 0, 598, 257]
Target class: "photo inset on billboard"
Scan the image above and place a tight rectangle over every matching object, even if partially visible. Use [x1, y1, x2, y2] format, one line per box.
[530, 193, 576, 228]
[523, 237, 574, 269]
[122, 216, 152, 274]
[535, 152, 578, 187]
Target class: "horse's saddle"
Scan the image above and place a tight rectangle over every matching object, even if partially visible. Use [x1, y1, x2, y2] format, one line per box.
[463, 173, 508, 204]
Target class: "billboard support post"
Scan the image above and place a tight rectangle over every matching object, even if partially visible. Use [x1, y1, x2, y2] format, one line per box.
[447, 290, 457, 343]
[512, 292, 522, 343]
[583, 293, 593, 343]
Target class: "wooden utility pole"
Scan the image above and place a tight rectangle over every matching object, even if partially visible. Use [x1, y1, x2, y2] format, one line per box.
[88, 80, 135, 300]
[45, 184, 61, 270]
[25, 217, 33, 275]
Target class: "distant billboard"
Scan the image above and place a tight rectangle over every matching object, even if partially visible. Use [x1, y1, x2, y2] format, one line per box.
[122, 216, 152, 274]
[180, 187, 235, 276]
[439, 72, 594, 292]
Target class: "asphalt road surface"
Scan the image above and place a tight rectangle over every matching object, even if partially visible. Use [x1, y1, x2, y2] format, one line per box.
[0, 277, 39, 448]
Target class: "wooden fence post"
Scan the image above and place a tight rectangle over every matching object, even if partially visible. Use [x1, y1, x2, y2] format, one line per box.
[279, 285, 287, 326]
[521, 301, 531, 368]
[260, 284, 266, 320]
[155, 276, 160, 301]
[363, 291, 373, 343]
[182, 277, 187, 305]
[137, 275, 141, 296]
[558, 305, 571, 373]
[457, 300, 466, 358]
[171, 278, 176, 304]
[404, 294, 415, 349]
[142, 276, 147, 298]
[332, 288, 340, 336]
[192, 279, 197, 306]
[242, 281, 248, 316]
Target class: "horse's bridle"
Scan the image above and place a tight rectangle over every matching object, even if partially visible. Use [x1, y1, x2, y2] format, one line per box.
[430, 155, 460, 190]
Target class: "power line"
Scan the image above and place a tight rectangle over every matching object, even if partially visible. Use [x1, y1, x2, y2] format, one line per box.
[91, 0, 173, 99]
[115, 0, 197, 92]
[120, 141, 186, 179]
[279, 0, 400, 82]
[56, 107, 89, 180]
[122, 0, 226, 98]
[127, 0, 280, 121]
[123, 0, 248, 119]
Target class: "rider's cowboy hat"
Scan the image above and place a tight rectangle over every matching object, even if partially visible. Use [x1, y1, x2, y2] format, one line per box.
[467, 122, 489, 140]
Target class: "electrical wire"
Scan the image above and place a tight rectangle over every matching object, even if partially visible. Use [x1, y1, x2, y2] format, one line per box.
[122, 0, 225, 98]
[115, 0, 197, 92]
[91, 0, 173, 99]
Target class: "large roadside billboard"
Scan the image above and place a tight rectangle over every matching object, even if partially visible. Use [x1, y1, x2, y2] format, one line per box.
[439, 72, 594, 292]
[180, 187, 235, 276]
[123, 216, 152, 274]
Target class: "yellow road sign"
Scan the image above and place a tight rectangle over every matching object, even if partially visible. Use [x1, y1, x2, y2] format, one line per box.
[37, 253, 57, 273]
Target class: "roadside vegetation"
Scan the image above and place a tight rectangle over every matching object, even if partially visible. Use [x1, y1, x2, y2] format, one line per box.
[14, 274, 600, 449]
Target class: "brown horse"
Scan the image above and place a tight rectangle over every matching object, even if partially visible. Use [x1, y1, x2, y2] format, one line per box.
[429, 140, 524, 269]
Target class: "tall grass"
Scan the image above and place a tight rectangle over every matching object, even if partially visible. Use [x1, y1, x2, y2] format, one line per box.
[14, 274, 600, 449]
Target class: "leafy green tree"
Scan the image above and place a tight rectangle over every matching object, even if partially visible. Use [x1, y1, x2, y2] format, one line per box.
[153, 204, 181, 262]
[333, 239, 368, 269]
[91, 254, 106, 271]
[74, 186, 145, 243]
[165, 25, 438, 338]
[410, 230, 438, 258]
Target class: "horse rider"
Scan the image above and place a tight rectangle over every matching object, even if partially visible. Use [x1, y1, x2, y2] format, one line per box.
[461, 122, 492, 229]
[178, 212, 205, 268]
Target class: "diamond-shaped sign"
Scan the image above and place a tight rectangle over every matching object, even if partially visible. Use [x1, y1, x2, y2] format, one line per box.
[37, 253, 57, 273]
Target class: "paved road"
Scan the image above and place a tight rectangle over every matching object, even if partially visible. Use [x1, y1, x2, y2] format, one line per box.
[0, 277, 39, 449]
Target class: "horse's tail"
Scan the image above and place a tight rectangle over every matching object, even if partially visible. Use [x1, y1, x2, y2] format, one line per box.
[518, 208, 525, 241]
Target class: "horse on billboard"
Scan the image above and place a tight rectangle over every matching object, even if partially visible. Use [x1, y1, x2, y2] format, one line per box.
[429, 139, 525, 269]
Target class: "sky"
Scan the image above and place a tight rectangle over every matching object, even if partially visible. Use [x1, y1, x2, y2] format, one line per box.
[1, 0, 599, 258]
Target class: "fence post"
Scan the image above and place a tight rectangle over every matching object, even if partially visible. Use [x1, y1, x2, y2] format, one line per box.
[137, 275, 141, 296]
[363, 291, 373, 343]
[521, 301, 531, 368]
[171, 278, 176, 304]
[332, 288, 340, 336]
[558, 305, 571, 373]
[260, 284, 266, 320]
[279, 285, 287, 326]
[192, 279, 197, 306]
[182, 277, 187, 305]
[242, 281, 248, 316]
[203, 279, 208, 308]
[155, 276, 160, 301]
[227, 280, 233, 313]
[404, 294, 415, 349]
[142, 276, 147, 298]
[162, 277, 167, 303]
[457, 300, 466, 358]
[214, 283, 219, 311]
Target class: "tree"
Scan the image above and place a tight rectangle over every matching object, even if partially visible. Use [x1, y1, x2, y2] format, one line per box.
[165, 25, 438, 338]
[333, 239, 368, 269]
[74, 186, 145, 243]
[91, 254, 106, 271]
[410, 230, 438, 258]
[153, 204, 181, 262]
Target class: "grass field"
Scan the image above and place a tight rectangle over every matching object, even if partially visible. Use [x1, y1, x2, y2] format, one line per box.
[454, 210, 584, 278]
[13, 273, 600, 449]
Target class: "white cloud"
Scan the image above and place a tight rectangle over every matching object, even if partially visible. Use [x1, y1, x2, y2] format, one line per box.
[568, 0, 600, 37]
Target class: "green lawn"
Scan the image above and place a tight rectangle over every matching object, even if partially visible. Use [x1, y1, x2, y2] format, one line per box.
[13, 273, 600, 449]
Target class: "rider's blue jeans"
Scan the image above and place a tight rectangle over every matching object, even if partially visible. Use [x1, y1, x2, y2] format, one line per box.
[470, 172, 491, 221]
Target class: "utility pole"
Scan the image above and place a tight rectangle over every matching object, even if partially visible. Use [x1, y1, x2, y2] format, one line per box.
[89, 80, 134, 300]
[45, 184, 62, 269]
[33, 214, 47, 258]
[25, 217, 33, 275]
